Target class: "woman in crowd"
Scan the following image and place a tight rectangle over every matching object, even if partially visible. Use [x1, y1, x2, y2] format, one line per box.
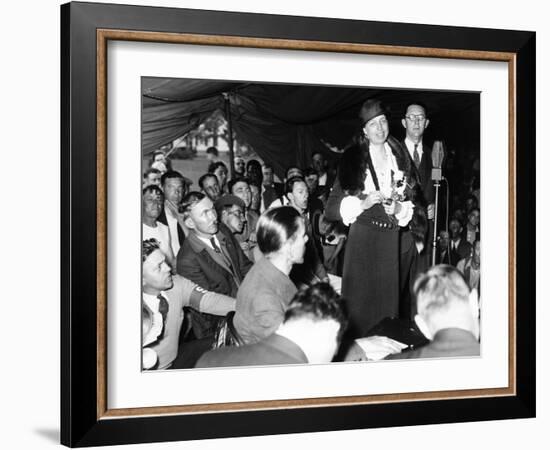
[209, 161, 229, 194]
[229, 177, 260, 261]
[325, 99, 426, 338]
[233, 206, 308, 344]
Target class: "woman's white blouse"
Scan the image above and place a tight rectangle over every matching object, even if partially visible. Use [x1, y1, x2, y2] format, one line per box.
[340, 142, 414, 226]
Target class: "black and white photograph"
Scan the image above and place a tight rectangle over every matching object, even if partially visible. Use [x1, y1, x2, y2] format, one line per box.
[141, 78, 481, 371]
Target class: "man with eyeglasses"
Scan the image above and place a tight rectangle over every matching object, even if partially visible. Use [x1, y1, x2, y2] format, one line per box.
[177, 191, 252, 339]
[399, 102, 435, 320]
[215, 194, 246, 236]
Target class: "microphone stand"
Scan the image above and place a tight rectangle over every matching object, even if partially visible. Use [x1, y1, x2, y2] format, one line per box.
[430, 140, 445, 266]
[431, 179, 440, 266]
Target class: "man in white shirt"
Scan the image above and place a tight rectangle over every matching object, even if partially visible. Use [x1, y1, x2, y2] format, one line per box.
[158, 171, 191, 257]
[142, 238, 235, 369]
[142, 185, 175, 270]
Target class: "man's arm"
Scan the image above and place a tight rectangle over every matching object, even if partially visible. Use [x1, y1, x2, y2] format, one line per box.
[176, 275, 236, 316]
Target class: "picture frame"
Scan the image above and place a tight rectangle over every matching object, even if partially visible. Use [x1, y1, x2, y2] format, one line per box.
[60, 1, 535, 447]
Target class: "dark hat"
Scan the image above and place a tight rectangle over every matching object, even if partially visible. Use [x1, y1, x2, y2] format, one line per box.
[214, 194, 245, 213]
[359, 99, 387, 125]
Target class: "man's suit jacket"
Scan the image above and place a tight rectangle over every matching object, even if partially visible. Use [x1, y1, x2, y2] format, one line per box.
[387, 328, 479, 360]
[261, 184, 283, 212]
[195, 333, 308, 368]
[402, 140, 435, 205]
[176, 223, 252, 337]
[449, 238, 472, 266]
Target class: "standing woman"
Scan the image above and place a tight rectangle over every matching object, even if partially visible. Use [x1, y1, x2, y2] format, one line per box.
[326, 99, 426, 338]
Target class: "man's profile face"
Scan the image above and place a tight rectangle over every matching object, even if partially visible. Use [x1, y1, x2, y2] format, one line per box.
[262, 167, 274, 185]
[186, 197, 218, 237]
[289, 181, 309, 211]
[143, 190, 163, 221]
[202, 176, 221, 201]
[214, 166, 228, 188]
[402, 104, 429, 141]
[163, 178, 185, 205]
[142, 249, 173, 293]
[223, 205, 245, 234]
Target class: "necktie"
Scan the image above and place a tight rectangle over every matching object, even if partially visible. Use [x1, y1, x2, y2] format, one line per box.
[210, 237, 234, 272]
[413, 143, 420, 168]
[210, 237, 222, 253]
[157, 294, 169, 325]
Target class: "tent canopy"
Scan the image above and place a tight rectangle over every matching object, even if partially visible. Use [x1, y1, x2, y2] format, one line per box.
[142, 77, 479, 177]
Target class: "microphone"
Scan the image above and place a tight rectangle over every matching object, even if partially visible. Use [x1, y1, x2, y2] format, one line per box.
[431, 140, 445, 181]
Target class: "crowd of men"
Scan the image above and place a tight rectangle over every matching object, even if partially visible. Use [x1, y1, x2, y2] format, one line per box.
[141, 102, 481, 370]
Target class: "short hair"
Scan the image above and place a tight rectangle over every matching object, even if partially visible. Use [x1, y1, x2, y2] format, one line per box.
[285, 176, 307, 195]
[285, 166, 303, 179]
[284, 282, 347, 339]
[246, 159, 262, 172]
[142, 238, 160, 262]
[208, 161, 228, 174]
[206, 146, 219, 156]
[303, 167, 318, 178]
[228, 176, 250, 194]
[180, 191, 206, 218]
[262, 164, 273, 172]
[142, 184, 164, 197]
[149, 150, 164, 163]
[256, 206, 303, 255]
[198, 173, 218, 190]
[404, 101, 429, 117]
[143, 167, 161, 179]
[413, 265, 470, 317]
[161, 170, 184, 187]
[469, 207, 480, 216]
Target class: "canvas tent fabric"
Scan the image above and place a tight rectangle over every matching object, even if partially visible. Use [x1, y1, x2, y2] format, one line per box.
[142, 77, 479, 177]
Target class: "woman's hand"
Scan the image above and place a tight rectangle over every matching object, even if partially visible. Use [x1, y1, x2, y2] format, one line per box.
[383, 199, 402, 216]
[361, 191, 383, 210]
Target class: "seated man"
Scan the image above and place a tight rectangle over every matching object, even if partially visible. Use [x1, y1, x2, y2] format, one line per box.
[196, 283, 346, 368]
[198, 173, 221, 202]
[142, 239, 235, 370]
[449, 218, 472, 266]
[158, 170, 191, 257]
[228, 178, 260, 260]
[457, 239, 481, 293]
[388, 264, 480, 360]
[142, 185, 175, 270]
[142, 167, 162, 188]
[276, 176, 328, 287]
[215, 194, 246, 237]
[177, 192, 252, 339]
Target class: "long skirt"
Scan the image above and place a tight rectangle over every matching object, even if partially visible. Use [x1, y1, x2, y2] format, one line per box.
[342, 221, 399, 338]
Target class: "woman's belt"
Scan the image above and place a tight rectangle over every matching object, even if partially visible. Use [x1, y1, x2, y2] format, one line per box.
[355, 214, 398, 231]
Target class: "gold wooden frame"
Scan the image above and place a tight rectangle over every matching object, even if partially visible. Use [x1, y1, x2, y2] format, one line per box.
[96, 29, 516, 420]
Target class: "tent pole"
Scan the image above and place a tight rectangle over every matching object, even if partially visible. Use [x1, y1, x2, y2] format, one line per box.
[223, 93, 235, 179]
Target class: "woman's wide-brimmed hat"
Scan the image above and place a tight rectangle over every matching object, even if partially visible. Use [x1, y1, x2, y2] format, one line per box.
[359, 98, 387, 125]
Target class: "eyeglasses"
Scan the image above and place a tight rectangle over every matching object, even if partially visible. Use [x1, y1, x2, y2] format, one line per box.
[405, 114, 426, 122]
